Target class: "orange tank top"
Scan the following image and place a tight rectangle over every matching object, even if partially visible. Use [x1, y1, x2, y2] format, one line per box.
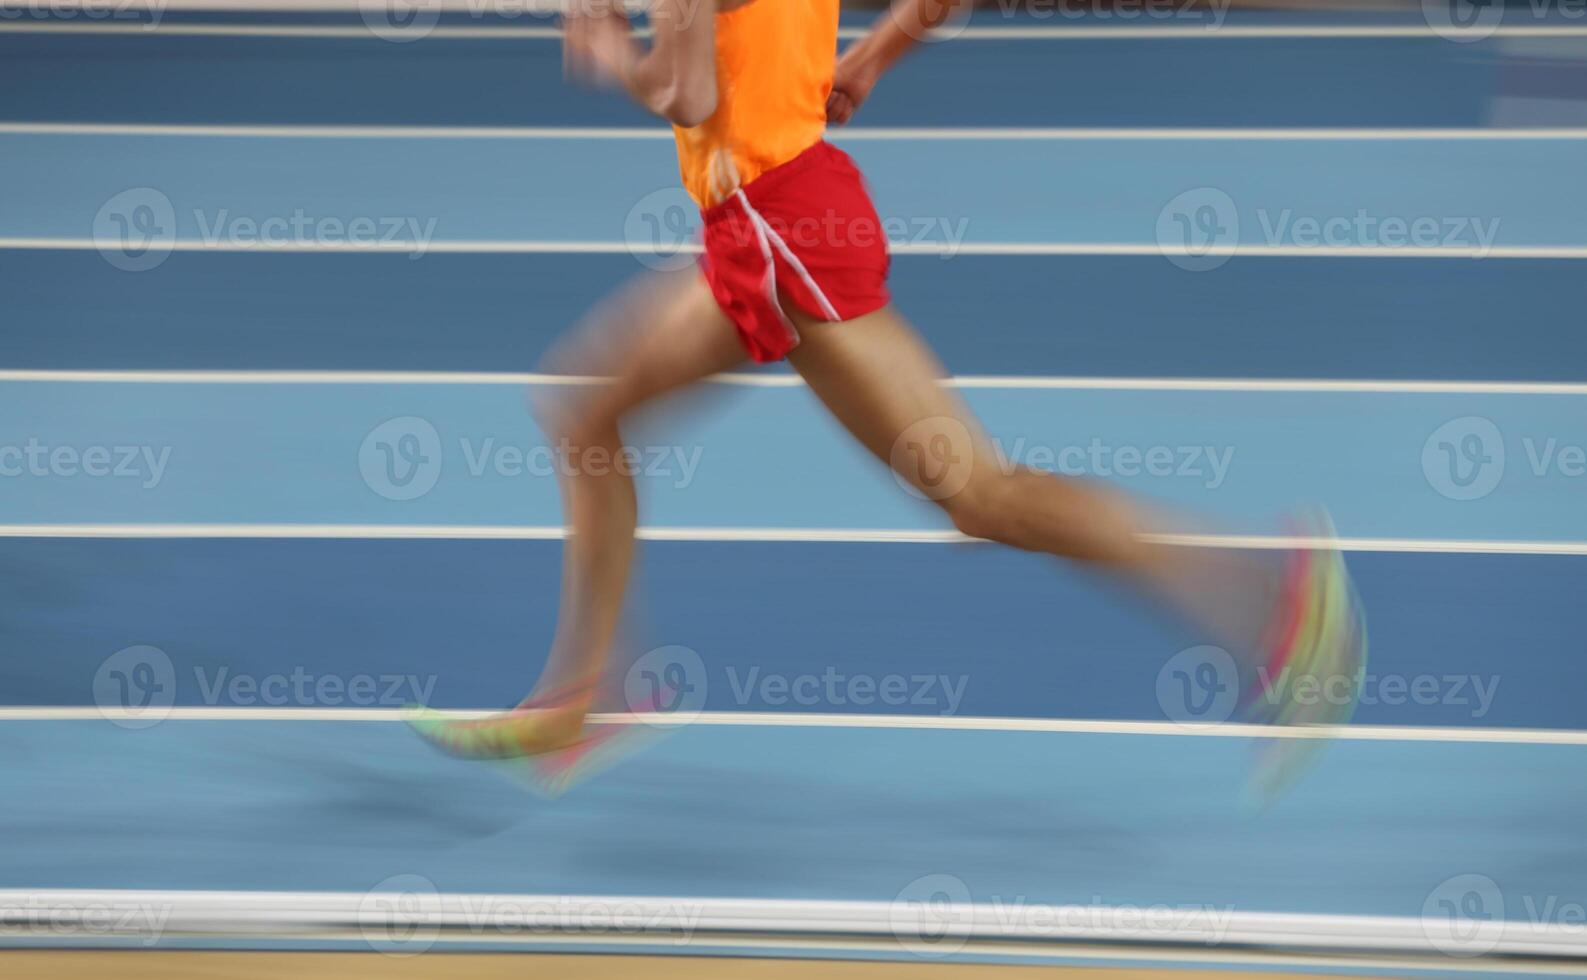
[672, 0, 839, 208]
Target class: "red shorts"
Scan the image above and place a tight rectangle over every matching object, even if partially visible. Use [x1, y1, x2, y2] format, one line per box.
[699, 141, 892, 363]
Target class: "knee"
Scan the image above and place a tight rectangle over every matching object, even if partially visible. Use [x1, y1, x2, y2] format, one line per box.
[531, 360, 625, 441]
[941, 477, 1011, 543]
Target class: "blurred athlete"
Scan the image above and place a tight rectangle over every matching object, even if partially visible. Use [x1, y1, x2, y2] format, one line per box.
[411, 0, 1366, 793]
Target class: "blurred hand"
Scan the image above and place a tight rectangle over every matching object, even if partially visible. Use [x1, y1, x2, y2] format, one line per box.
[826, 46, 880, 125]
[563, 6, 640, 89]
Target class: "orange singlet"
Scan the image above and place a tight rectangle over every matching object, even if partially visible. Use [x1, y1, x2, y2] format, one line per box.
[672, 0, 840, 207]
[681, 0, 890, 363]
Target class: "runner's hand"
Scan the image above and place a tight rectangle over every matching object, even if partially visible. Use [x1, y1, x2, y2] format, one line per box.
[563, 5, 640, 89]
[827, 44, 881, 125]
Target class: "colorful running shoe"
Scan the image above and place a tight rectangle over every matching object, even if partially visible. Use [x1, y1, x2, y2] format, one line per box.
[406, 682, 664, 796]
[516, 722, 663, 798]
[405, 683, 595, 760]
[1242, 510, 1369, 802]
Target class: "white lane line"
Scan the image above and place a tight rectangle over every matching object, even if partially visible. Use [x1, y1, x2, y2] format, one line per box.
[5, 889, 1586, 960]
[145, 932, 1587, 977]
[7, 706, 1587, 745]
[3, 888, 1587, 951]
[5, 239, 1587, 260]
[5, 20, 1587, 40]
[0, 524, 1583, 556]
[15, 932, 1574, 976]
[156, 931, 1587, 978]
[5, 369, 1587, 396]
[6, 122, 1587, 140]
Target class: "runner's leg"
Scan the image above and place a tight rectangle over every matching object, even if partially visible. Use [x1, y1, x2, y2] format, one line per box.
[530, 269, 747, 719]
[786, 304, 1281, 662]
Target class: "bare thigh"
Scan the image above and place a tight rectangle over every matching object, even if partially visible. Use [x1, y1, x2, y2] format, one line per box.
[537, 268, 748, 433]
[784, 304, 996, 508]
[786, 303, 1145, 567]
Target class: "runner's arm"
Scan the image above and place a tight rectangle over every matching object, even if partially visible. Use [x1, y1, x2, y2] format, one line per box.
[563, 0, 718, 127]
[828, 0, 971, 125]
